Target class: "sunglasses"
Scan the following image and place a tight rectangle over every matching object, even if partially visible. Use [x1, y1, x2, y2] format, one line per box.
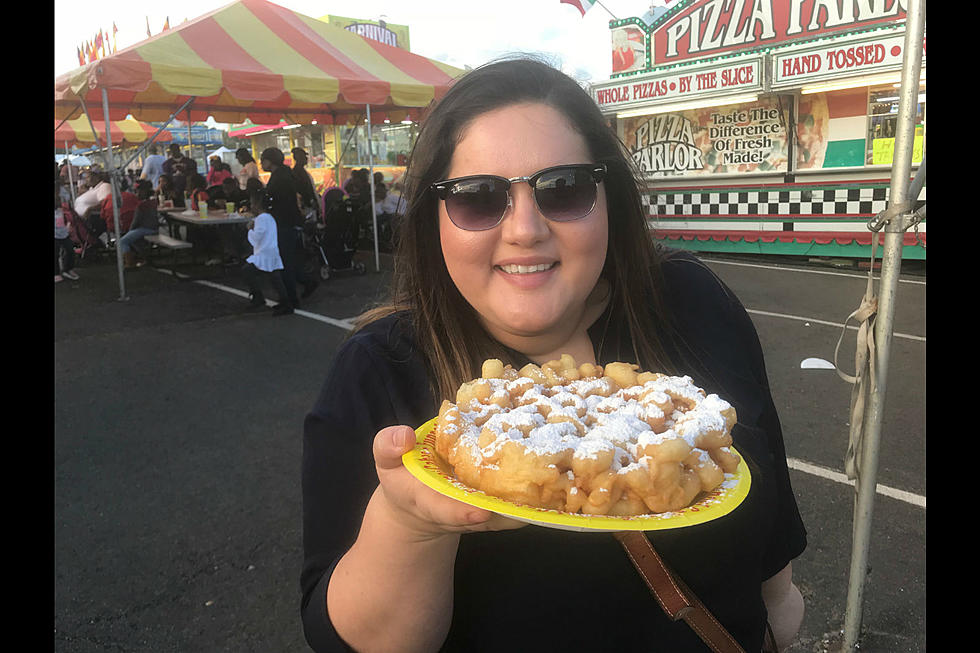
[430, 163, 607, 231]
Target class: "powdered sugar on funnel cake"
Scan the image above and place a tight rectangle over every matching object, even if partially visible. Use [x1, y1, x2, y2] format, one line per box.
[432, 355, 741, 516]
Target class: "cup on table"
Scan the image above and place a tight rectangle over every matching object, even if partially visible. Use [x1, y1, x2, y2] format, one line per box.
[225, 202, 235, 214]
[199, 203, 208, 218]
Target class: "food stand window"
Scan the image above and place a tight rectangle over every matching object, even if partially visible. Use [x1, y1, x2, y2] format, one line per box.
[866, 81, 925, 166]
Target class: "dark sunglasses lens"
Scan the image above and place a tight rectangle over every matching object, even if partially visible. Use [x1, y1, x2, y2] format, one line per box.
[445, 178, 508, 230]
[534, 167, 598, 222]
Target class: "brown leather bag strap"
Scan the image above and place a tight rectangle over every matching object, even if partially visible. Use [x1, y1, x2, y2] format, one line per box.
[614, 531, 746, 653]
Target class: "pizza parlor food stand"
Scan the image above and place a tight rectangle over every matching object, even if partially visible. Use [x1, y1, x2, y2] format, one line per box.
[593, 0, 925, 260]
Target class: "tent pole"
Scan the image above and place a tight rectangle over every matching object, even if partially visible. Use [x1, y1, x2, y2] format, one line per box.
[64, 140, 77, 204]
[840, 0, 925, 649]
[366, 104, 379, 272]
[79, 93, 127, 300]
[186, 107, 194, 173]
[100, 87, 129, 302]
[333, 123, 341, 189]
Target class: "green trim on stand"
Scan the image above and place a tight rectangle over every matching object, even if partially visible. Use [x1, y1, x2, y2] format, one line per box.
[656, 236, 926, 260]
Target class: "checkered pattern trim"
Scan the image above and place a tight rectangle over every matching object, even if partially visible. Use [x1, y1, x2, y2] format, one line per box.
[646, 186, 896, 218]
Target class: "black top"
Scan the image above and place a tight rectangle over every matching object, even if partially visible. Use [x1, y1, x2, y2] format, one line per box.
[130, 200, 161, 232]
[292, 165, 318, 212]
[301, 249, 807, 652]
[266, 165, 303, 231]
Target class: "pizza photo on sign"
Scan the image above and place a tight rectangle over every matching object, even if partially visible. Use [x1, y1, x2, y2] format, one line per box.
[611, 26, 646, 74]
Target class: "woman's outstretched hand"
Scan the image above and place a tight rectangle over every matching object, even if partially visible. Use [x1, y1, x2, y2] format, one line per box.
[373, 425, 527, 540]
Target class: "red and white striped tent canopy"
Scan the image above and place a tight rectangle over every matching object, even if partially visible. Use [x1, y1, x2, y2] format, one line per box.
[54, 0, 465, 126]
[54, 117, 173, 147]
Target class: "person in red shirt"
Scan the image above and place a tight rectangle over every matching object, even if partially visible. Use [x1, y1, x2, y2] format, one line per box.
[188, 174, 210, 210]
[118, 180, 162, 268]
[206, 156, 232, 188]
[99, 186, 139, 237]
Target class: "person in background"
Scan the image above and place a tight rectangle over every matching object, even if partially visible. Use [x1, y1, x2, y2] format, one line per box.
[243, 177, 265, 210]
[188, 174, 209, 211]
[162, 144, 189, 199]
[300, 57, 806, 653]
[99, 185, 139, 238]
[236, 148, 260, 191]
[343, 168, 369, 204]
[260, 146, 317, 310]
[156, 174, 178, 207]
[55, 181, 79, 282]
[186, 174, 223, 264]
[211, 177, 245, 208]
[241, 190, 290, 314]
[376, 178, 406, 249]
[117, 180, 162, 269]
[372, 171, 387, 201]
[73, 171, 112, 220]
[207, 156, 232, 189]
[291, 147, 320, 221]
[140, 144, 166, 190]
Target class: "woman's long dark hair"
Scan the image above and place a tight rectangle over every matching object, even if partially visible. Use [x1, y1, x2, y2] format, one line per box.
[356, 55, 682, 402]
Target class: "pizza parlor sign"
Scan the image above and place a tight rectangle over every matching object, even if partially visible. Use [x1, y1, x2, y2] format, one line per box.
[623, 97, 787, 177]
[593, 55, 765, 113]
[648, 0, 909, 67]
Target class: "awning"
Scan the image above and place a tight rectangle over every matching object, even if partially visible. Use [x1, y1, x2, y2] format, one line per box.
[54, 117, 173, 147]
[227, 121, 292, 138]
[54, 0, 465, 125]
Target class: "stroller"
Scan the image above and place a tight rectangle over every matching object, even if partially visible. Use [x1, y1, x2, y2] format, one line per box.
[303, 188, 367, 281]
[65, 202, 105, 260]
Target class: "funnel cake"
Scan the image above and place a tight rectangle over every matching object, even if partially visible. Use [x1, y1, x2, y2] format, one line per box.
[433, 355, 740, 516]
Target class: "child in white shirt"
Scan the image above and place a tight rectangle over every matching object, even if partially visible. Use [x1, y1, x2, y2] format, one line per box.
[242, 191, 291, 316]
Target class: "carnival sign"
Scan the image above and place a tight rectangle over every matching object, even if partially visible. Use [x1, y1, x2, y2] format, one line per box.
[594, 55, 765, 113]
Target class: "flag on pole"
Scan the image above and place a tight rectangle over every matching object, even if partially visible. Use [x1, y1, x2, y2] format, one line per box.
[560, 0, 597, 17]
[163, 16, 170, 31]
[146, 16, 152, 37]
[76, 46, 85, 67]
[112, 22, 118, 52]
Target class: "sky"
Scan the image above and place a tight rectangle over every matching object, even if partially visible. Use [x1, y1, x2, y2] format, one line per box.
[54, 0, 668, 87]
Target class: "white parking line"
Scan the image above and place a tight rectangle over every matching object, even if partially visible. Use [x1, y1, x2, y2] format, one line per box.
[192, 277, 357, 329]
[704, 257, 926, 286]
[787, 457, 925, 509]
[744, 308, 925, 342]
[187, 271, 926, 511]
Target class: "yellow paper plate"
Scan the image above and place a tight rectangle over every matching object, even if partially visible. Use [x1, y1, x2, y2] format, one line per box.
[403, 417, 752, 533]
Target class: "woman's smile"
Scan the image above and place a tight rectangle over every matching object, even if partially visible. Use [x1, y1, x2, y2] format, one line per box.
[438, 102, 608, 348]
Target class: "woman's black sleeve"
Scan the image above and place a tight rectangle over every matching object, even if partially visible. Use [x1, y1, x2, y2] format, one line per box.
[300, 338, 395, 651]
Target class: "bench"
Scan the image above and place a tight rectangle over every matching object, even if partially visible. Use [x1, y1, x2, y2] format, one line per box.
[145, 233, 193, 250]
[144, 233, 194, 273]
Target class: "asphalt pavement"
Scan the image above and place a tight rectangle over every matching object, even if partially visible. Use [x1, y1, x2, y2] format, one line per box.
[54, 248, 926, 652]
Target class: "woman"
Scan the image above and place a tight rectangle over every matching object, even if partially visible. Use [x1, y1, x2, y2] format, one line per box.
[156, 173, 177, 206]
[302, 57, 806, 652]
[235, 147, 260, 190]
[206, 156, 232, 188]
[118, 180, 161, 269]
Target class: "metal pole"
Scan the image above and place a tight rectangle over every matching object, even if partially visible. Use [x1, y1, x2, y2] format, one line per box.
[64, 140, 77, 204]
[186, 108, 194, 173]
[841, 1, 924, 649]
[101, 86, 129, 302]
[366, 104, 380, 272]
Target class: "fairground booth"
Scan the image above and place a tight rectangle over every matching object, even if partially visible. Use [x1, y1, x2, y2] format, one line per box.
[592, 0, 925, 260]
[223, 14, 422, 194]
